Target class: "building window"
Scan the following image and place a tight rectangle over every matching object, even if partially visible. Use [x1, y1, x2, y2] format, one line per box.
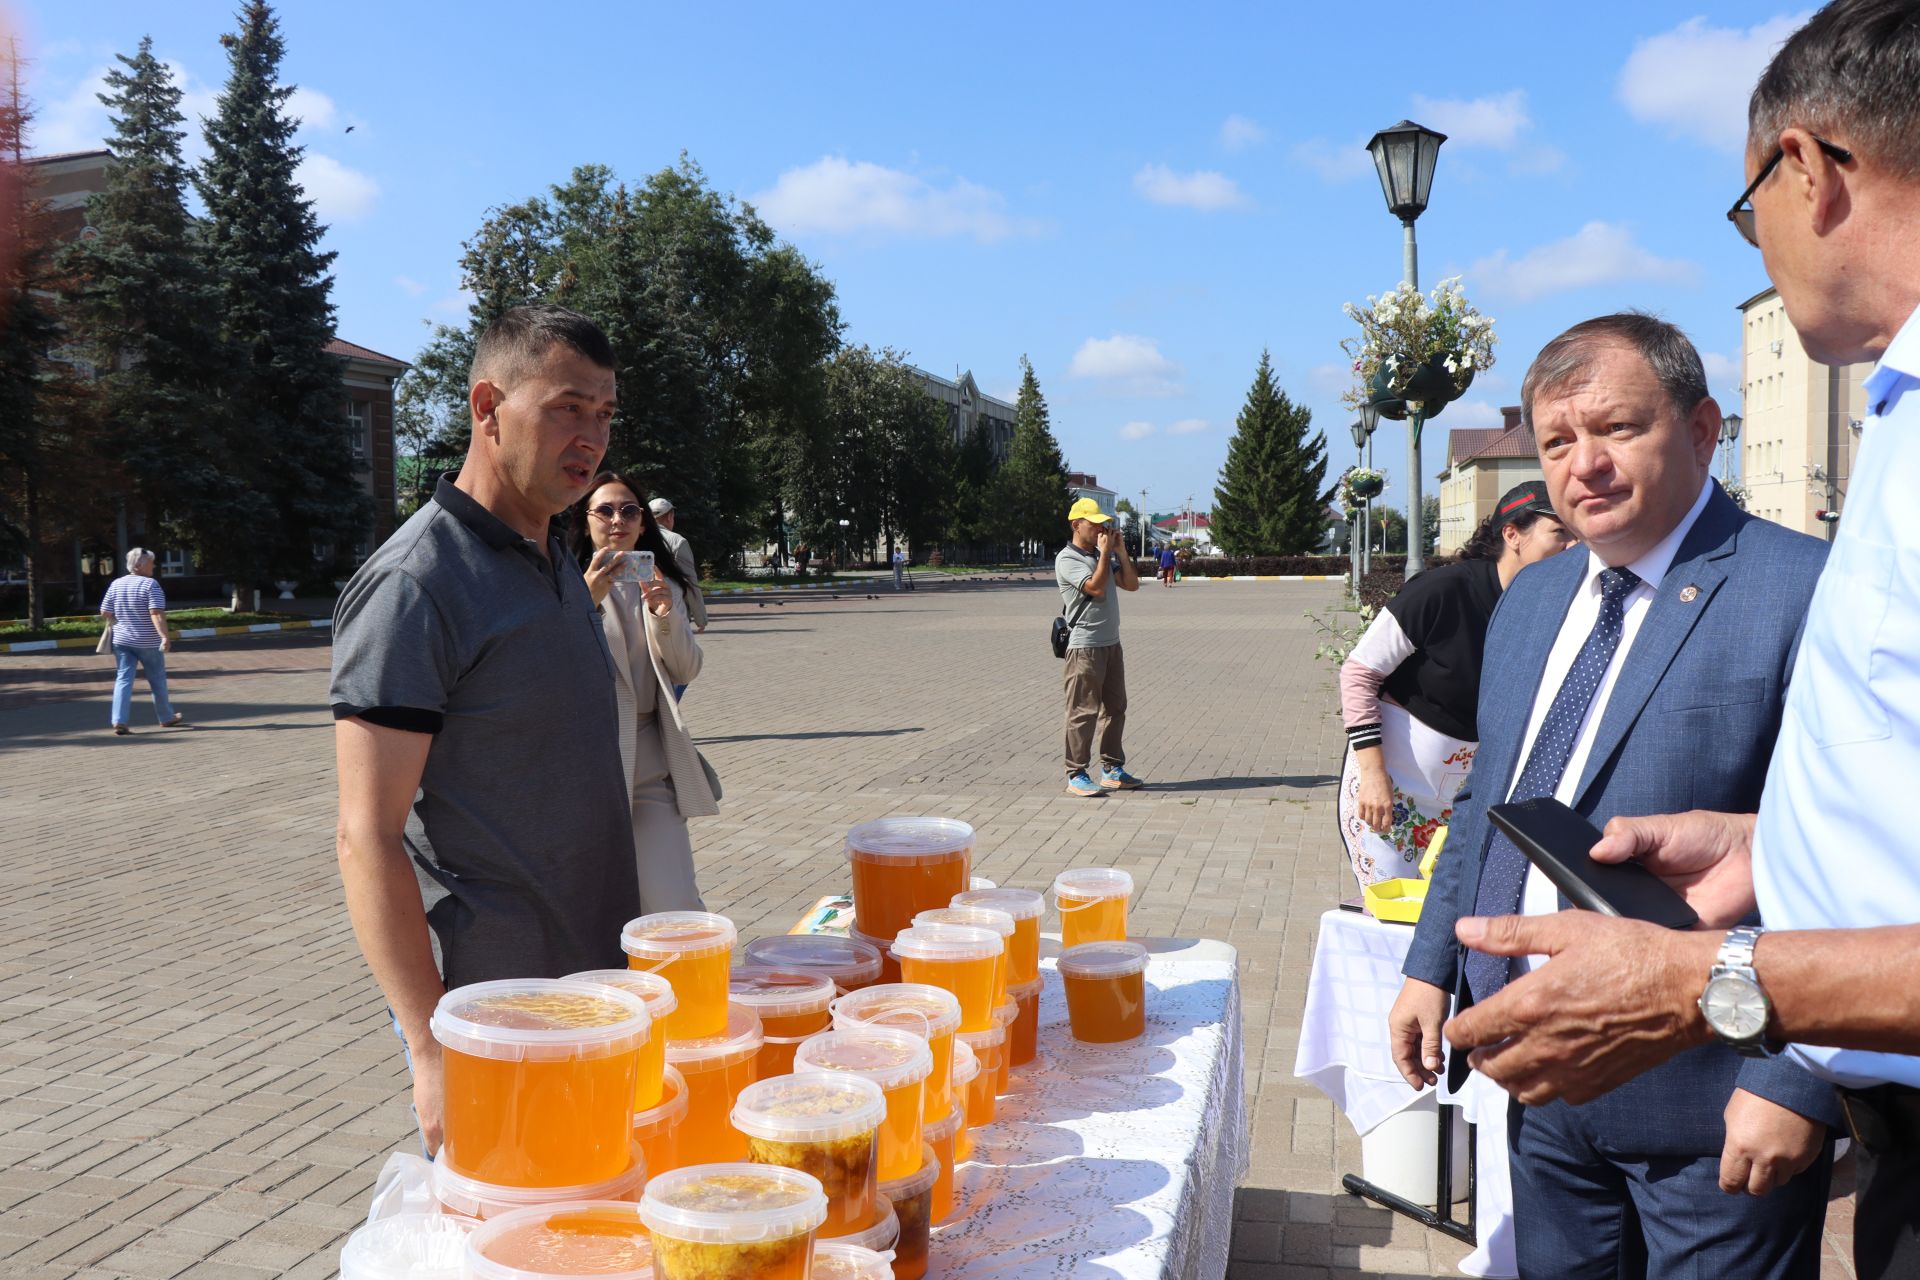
[159, 548, 191, 575]
[348, 400, 370, 466]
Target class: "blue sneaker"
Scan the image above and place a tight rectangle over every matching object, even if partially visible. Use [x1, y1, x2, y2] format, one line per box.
[1066, 770, 1104, 798]
[1100, 765, 1145, 791]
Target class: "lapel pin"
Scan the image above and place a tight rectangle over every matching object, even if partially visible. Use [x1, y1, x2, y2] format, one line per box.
[1679, 584, 1700, 603]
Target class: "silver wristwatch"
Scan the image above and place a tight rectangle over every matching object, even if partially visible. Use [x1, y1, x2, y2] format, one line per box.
[1698, 925, 1773, 1057]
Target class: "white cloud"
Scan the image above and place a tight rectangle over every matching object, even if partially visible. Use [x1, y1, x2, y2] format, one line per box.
[1439, 399, 1505, 429]
[1168, 418, 1209, 436]
[1291, 138, 1372, 183]
[1467, 221, 1701, 303]
[1220, 114, 1265, 152]
[34, 64, 114, 154]
[1119, 420, 1156, 440]
[394, 275, 428, 297]
[297, 152, 380, 222]
[1131, 164, 1249, 211]
[1309, 361, 1357, 400]
[1509, 144, 1568, 176]
[287, 85, 337, 130]
[752, 156, 1029, 242]
[1618, 14, 1811, 151]
[1411, 90, 1530, 149]
[1701, 350, 1743, 392]
[1070, 335, 1183, 397]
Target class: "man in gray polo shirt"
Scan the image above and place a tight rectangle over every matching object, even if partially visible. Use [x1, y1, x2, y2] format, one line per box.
[1057, 496, 1144, 797]
[331, 304, 636, 1153]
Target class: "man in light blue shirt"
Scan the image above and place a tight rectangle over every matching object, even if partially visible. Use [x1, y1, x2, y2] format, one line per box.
[1437, 4, 1920, 1275]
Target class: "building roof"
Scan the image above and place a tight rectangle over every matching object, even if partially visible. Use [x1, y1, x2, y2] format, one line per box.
[25, 149, 112, 166]
[324, 338, 410, 369]
[1449, 423, 1537, 466]
[1446, 428, 1504, 465]
[1737, 284, 1780, 312]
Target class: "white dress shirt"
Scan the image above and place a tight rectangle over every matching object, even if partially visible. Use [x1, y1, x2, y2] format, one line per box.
[1511, 478, 1715, 971]
[1753, 303, 1920, 1089]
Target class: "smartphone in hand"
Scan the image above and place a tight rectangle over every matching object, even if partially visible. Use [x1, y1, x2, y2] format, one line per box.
[613, 549, 655, 584]
[1487, 798, 1699, 929]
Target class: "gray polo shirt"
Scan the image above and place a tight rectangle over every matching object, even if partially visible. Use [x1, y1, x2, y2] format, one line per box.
[330, 476, 639, 988]
[1056, 543, 1122, 649]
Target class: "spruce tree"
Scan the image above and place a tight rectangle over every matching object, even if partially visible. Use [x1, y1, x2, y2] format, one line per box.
[951, 419, 997, 559]
[63, 37, 245, 569]
[1212, 350, 1332, 555]
[196, 1, 364, 590]
[999, 356, 1069, 554]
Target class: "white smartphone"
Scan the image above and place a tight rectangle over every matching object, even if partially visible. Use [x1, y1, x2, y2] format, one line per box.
[613, 550, 655, 584]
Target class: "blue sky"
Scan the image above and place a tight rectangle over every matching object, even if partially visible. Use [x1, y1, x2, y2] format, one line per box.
[23, 1, 1800, 521]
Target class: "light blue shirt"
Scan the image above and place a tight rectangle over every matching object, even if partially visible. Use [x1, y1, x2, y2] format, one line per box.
[1752, 302, 1920, 1089]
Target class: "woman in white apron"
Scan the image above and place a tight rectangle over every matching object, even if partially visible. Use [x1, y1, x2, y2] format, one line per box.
[1337, 484, 1573, 890]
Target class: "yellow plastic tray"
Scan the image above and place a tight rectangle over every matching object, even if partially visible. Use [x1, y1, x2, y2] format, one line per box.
[1363, 877, 1429, 923]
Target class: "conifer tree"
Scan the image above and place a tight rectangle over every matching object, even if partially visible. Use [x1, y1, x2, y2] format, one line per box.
[63, 38, 243, 568]
[196, 1, 364, 591]
[1212, 350, 1331, 554]
[998, 356, 1070, 553]
[950, 419, 997, 559]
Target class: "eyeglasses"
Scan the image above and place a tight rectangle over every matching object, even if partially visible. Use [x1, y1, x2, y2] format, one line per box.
[1728, 136, 1852, 246]
[588, 503, 643, 521]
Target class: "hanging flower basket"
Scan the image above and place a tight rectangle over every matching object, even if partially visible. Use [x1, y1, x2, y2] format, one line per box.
[1345, 468, 1386, 501]
[1343, 278, 1497, 416]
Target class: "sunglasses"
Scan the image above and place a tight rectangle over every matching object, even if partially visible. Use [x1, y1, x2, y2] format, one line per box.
[588, 502, 644, 521]
[1728, 136, 1852, 247]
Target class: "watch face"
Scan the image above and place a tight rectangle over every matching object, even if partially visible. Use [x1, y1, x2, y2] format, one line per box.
[1703, 974, 1769, 1041]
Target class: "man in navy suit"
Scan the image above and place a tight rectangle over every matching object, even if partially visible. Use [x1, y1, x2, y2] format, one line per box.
[1386, 313, 1838, 1278]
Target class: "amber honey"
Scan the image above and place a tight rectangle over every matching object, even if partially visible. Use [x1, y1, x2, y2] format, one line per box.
[466, 1201, 654, 1277]
[793, 1028, 931, 1182]
[432, 981, 650, 1189]
[876, 1145, 937, 1280]
[829, 983, 962, 1124]
[633, 1066, 688, 1179]
[892, 924, 1002, 1033]
[844, 817, 974, 942]
[925, 1105, 963, 1224]
[639, 1165, 828, 1280]
[1059, 941, 1149, 1044]
[663, 1005, 763, 1165]
[1008, 978, 1042, 1067]
[623, 912, 738, 1040]
[1053, 868, 1134, 948]
[565, 969, 672, 1111]
[733, 1073, 884, 1237]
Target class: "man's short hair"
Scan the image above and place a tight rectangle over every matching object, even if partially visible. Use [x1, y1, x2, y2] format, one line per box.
[469, 304, 616, 389]
[1750, 0, 1920, 181]
[1519, 312, 1709, 431]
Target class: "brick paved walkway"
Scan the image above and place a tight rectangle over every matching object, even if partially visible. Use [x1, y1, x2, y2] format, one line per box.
[0, 576, 1855, 1277]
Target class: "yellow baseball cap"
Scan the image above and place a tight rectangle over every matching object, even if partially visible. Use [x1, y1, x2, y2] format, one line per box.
[1068, 497, 1113, 525]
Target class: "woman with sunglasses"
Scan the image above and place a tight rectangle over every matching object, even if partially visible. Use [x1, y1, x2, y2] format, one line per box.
[569, 471, 715, 912]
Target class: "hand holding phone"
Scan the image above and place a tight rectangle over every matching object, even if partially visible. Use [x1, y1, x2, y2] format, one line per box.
[1487, 798, 1699, 930]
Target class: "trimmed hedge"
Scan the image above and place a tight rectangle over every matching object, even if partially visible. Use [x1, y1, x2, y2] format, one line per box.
[1168, 554, 1409, 578]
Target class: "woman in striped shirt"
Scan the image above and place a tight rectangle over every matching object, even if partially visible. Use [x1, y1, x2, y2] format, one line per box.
[99, 548, 185, 735]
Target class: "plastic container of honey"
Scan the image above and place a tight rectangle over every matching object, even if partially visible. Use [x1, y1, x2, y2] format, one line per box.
[876, 1145, 938, 1280]
[740, 934, 884, 994]
[564, 969, 675, 1110]
[949, 888, 1044, 986]
[848, 927, 904, 986]
[923, 1103, 964, 1224]
[638, 1164, 827, 1280]
[1059, 940, 1149, 1044]
[913, 906, 1015, 1011]
[463, 1200, 653, 1279]
[622, 912, 737, 1040]
[955, 1024, 1005, 1121]
[950, 1040, 980, 1162]
[339, 1212, 471, 1280]
[429, 1142, 645, 1222]
[845, 817, 974, 942]
[633, 1064, 689, 1178]
[818, 1194, 898, 1251]
[731, 1072, 885, 1237]
[812, 1239, 895, 1280]
[889, 924, 1002, 1033]
[431, 979, 651, 1188]
[829, 983, 962, 1124]
[1007, 977, 1042, 1067]
[728, 968, 836, 1075]
[1051, 868, 1134, 948]
[663, 1005, 763, 1164]
[987, 1002, 1017, 1092]
[792, 1027, 932, 1182]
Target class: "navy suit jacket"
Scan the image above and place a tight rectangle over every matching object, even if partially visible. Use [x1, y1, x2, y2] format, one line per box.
[1403, 484, 1840, 1151]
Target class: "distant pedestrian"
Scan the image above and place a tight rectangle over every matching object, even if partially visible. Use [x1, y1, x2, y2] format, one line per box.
[1056, 498, 1144, 797]
[1157, 544, 1177, 587]
[98, 547, 184, 734]
[647, 499, 708, 634]
[892, 547, 906, 591]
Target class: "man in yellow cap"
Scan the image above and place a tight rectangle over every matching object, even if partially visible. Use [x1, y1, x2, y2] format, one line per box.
[1057, 497, 1144, 797]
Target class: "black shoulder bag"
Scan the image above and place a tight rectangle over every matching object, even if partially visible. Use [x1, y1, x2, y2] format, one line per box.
[1051, 585, 1094, 659]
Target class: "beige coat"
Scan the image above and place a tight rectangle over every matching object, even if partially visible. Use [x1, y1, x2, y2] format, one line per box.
[601, 583, 719, 820]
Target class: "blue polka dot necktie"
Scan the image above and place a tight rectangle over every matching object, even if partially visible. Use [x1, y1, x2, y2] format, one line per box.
[1463, 565, 1642, 1003]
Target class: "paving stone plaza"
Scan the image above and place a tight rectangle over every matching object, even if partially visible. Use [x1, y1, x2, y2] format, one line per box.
[0, 574, 1854, 1277]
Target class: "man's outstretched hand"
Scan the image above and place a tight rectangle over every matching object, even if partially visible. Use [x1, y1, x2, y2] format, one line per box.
[1443, 913, 1719, 1105]
[1589, 810, 1757, 929]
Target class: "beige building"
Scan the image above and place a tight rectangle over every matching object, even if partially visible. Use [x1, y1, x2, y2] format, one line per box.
[909, 367, 1017, 462]
[1434, 407, 1544, 554]
[1736, 286, 1867, 540]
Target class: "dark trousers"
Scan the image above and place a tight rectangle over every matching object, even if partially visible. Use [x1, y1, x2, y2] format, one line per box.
[1063, 642, 1126, 775]
[1845, 1085, 1920, 1279]
[1510, 1097, 1831, 1280]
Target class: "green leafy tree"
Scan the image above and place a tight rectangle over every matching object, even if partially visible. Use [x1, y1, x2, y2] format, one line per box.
[800, 345, 950, 561]
[196, 1, 365, 592]
[1421, 494, 1440, 557]
[61, 38, 240, 569]
[1212, 350, 1332, 554]
[997, 356, 1070, 555]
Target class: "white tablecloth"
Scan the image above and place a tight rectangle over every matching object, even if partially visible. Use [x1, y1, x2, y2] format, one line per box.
[933, 938, 1247, 1279]
[1293, 908, 1516, 1278]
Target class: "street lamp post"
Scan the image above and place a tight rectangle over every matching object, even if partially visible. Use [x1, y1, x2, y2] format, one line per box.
[1357, 402, 1380, 576]
[1366, 120, 1447, 580]
[1718, 411, 1742, 485]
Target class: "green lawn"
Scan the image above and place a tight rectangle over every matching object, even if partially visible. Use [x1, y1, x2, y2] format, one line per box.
[0, 609, 305, 644]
